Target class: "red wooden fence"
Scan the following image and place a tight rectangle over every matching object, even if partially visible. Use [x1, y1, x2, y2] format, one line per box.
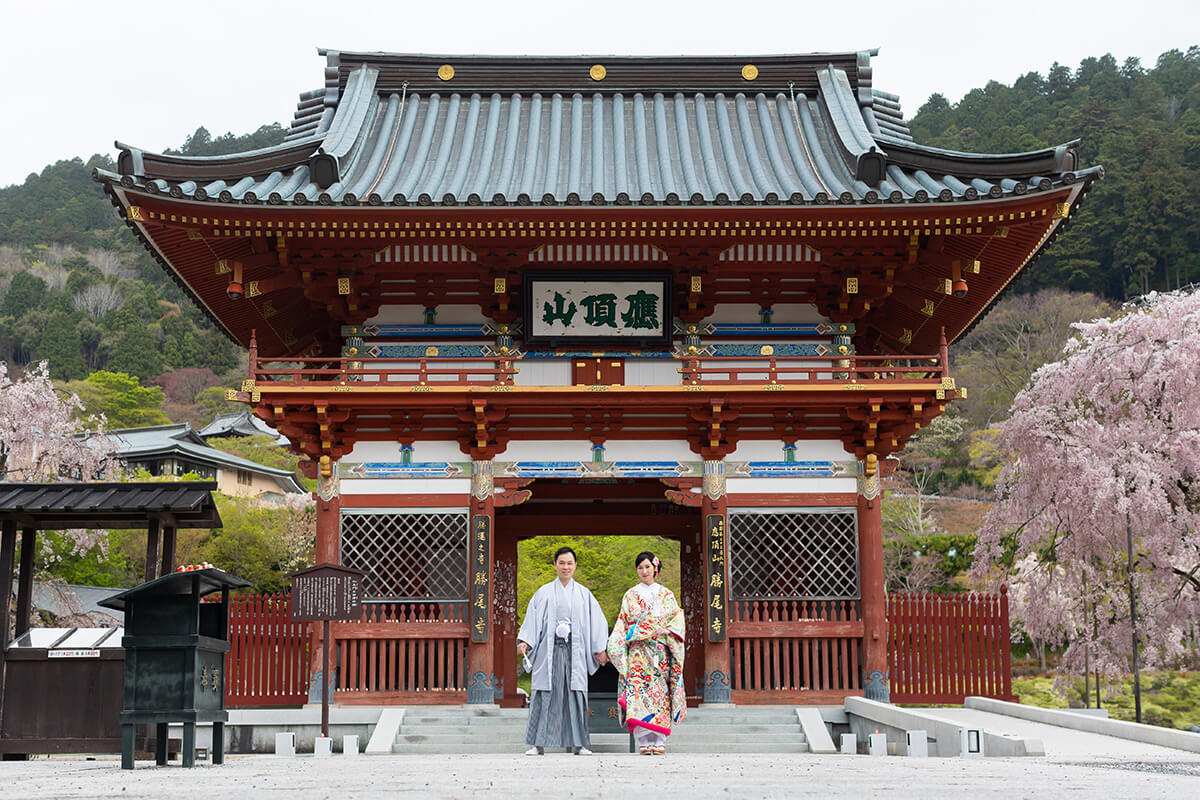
[332, 601, 469, 704]
[728, 599, 864, 703]
[226, 594, 311, 707]
[887, 587, 1016, 704]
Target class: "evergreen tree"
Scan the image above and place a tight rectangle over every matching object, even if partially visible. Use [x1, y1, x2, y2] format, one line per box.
[106, 308, 162, 379]
[1, 272, 47, 317]
[38, 310, 87, 380]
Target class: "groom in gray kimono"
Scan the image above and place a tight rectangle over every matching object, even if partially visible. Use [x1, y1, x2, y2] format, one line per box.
[517, 546, 609, 755]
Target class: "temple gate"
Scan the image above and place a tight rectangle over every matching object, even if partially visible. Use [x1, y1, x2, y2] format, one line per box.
[94, 49, 1098, 704]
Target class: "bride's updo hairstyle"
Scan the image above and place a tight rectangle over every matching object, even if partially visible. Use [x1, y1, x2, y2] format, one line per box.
[635, 551, 661, 576]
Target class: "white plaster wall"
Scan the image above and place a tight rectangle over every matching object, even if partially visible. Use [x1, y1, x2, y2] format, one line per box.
[765, 304, 829, 324]
[601, 439, 696, 461]
[343, 441, 466, 462]
[726, 441, 789, 461]
[364, 305, 422, 325]
[364, 304, 487, 326]
[624, 359, 680, 386]
[791, 440, 855, 460]
[340, 478, 471, 496]
[500, 440, 597, 462]
[726, 476, 858, 495]
[699, 303, 829, 325]
[726, 440, 853, 461]
[515, 360, 571, 387]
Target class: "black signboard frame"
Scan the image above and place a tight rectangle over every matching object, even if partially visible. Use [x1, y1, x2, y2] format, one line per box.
[288, 563, 365, 738]
[470, 515, 491, 642]
[523, 270, 674, 348]
[706, 514, 727, 642]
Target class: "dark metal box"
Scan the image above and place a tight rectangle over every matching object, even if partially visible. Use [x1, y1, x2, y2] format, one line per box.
[100, 568, 249, 768]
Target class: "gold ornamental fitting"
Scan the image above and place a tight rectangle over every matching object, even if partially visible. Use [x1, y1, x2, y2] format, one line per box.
[590, 64, 607, 81]
[437, 64, 455, 81]
[760, 345, 774, 356]
[687, 345, 698, 355]
[741, 64, 759, 81]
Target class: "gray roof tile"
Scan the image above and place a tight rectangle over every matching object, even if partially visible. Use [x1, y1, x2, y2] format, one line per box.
[97, 51, 1099, 209]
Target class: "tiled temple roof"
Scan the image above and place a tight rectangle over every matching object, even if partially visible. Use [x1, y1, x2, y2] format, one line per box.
[96, 50, 1100, 209]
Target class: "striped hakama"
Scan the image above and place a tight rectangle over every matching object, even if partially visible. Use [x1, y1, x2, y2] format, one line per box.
[525, 635, 590, 749]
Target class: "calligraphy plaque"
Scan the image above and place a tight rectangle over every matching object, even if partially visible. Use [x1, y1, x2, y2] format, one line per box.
[706, 513, 727, 642]
[289, 563, 365, 621]
[524, 271, 672, 346]
[470, 514, 491, 642]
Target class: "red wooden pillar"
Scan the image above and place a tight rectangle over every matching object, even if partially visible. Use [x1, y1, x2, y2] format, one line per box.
[858, 468, 889, 701]
[466, 460, 496, 704]
[680, 519, 705, 704]
[701, 459, 731, 703]
[314, 469, 341, 565]
[493, 522, 520, 707]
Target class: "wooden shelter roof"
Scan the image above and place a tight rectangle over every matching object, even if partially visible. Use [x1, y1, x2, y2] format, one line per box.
[0, 482, 222, 530]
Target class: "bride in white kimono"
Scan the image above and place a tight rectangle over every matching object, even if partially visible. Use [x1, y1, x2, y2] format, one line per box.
[517, 546, 609, 755]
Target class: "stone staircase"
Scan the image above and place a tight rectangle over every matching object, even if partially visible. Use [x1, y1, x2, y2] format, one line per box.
[390, 706, 809, 754]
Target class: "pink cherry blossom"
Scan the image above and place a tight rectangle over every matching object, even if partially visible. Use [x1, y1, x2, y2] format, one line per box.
[1, 361, 117, 556]
[973, 288, 1200, 676]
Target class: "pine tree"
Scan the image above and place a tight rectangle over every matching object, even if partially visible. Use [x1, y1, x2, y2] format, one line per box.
[38, 310, 87, 380]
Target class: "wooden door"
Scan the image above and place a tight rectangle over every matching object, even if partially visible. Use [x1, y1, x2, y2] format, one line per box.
[571, 358, 625, 385]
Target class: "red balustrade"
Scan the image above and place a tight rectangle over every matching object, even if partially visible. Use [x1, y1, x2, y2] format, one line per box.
[887, 587, 1016, 704]
[331, 601, 470, 704]
[226, 594, 311, 707]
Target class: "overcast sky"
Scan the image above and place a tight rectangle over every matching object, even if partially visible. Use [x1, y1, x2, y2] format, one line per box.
[2, 0, 1196, 188]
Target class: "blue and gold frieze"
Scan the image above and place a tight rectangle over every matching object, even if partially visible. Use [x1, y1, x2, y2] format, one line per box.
[340, 459, 852, 479]
[672, 322, 854, 337]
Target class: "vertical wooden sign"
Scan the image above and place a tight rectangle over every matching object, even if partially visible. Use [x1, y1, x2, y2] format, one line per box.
[470, 514, 491, 642]
[706, 513, 727, 642]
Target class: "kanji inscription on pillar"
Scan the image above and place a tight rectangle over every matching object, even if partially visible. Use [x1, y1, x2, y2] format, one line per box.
[470, 514, 491, 643]
[706, 513, 727, 642]
[289, 563, 365, 621]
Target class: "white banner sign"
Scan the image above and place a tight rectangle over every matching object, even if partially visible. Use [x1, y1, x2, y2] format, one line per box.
[528, 278, 668, 341]
[49, 649, 101, 658]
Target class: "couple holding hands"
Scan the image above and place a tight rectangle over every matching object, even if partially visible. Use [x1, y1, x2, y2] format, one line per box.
[517, 546, 687, 756]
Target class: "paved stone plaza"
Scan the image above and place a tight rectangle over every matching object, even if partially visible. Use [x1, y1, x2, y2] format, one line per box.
[2, 752, 1198, 799]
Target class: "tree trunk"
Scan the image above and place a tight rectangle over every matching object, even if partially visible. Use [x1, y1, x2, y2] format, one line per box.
[1127, 515, 1142, 724]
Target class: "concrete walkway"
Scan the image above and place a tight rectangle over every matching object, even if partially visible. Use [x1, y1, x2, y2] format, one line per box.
[927, 707, 1199, 761]
[3, 751, 1198, 799]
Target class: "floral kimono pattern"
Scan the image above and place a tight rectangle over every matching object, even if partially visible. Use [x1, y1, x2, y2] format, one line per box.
[606, 585, 687, 737]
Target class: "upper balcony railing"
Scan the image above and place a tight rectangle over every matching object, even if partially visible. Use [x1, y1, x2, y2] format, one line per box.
[246, 330, 949, 390]
[247, 353, 947, 388]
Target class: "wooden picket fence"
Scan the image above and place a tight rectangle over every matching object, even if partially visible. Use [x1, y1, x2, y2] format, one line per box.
[331, 601, 470, 704]
[887, 587, 1016, 703]
[226, 593, 311, 707]
[728, 599, 865, 704]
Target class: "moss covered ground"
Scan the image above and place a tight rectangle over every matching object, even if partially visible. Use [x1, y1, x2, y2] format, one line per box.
[1013, 671, 1200, 730]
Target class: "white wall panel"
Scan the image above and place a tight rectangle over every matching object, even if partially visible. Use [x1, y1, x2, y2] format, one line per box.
[726, 477, 858, 495]
[341, 478, 471, 496]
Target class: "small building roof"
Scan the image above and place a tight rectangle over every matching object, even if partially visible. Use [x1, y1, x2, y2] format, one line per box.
[198, 411, 289, 444]
[96, 50, 1099, 210]
[0, 482, 221, 529]
[107, 424, 304, 494]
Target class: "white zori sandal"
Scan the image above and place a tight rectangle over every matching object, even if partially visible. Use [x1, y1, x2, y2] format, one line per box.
[525, 746, 545, 756]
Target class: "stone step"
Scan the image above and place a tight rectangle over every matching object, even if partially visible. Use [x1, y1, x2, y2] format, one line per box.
[672, 724, 801, 738]
[392, 733, 633, 755]
[665, 742, 811, 754]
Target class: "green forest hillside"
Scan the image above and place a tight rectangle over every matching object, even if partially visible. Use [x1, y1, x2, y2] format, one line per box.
[909, 47, 1200, 297]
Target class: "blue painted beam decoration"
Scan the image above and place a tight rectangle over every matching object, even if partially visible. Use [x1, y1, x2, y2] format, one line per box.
[499, 461, 700, 478]
[674, 322, 854, 337]
[727, 461, 850, 477]
[341, 462, 469, 478]
[340, 460, 851, 479]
